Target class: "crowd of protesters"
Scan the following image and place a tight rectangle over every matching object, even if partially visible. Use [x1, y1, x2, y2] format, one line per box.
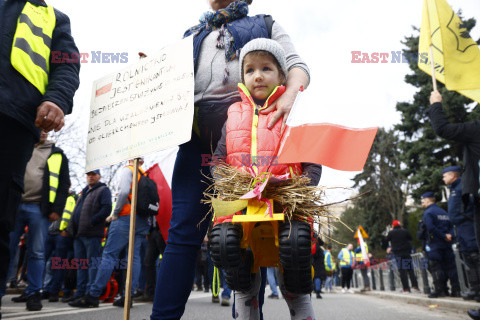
[3, 0, 480, 319]
[2, 144, 166, 311]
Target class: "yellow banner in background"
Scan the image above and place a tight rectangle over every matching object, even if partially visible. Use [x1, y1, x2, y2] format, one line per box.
[418, 0, 480, 103]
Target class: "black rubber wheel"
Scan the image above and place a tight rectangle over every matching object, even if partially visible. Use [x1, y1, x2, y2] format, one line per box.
[224, 250, 254, 292]
[209, 223, 243, 269]
[279, 220, 313, 294]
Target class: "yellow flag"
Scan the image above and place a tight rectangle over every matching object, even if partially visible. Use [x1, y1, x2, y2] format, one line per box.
[418, 0, 480, 103]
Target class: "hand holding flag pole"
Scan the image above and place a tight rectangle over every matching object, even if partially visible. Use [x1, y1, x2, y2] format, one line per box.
[419, 0, 480, 103]
[275, 90, 378, 172]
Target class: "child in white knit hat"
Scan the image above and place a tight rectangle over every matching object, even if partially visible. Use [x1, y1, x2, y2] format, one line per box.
[211, 38, 319, 320]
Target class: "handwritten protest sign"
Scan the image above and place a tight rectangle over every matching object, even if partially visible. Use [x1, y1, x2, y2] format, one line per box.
[86, 38, 194, 172]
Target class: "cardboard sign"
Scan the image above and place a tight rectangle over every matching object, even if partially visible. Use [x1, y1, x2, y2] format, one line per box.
[86, 38, 194, 172]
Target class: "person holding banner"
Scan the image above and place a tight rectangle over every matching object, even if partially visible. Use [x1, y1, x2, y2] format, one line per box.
[151, 0, 310, 319]
[0, 0, 80, 314]
[426, 91, 480, 319]
[69, 159, 150, 308]
[354, 235, 370, 292]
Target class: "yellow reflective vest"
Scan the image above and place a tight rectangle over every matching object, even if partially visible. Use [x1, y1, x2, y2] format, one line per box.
[47, 153, 62, 203]
[11, 2, 56, 94]
[324, 251, 336, 272]
[59, 194, 75, 231]
[339, 248, 353, 267]
[355, 243, 369, 262]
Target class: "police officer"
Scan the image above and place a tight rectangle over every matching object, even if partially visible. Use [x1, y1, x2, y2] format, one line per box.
[443, 165, 480, 300]
[421, 191, 460, 298]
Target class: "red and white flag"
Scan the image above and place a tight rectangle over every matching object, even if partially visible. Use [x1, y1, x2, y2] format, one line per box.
[146, 164, 172, 242]
[277, 92, 377, 171]
[357, 229, 370, 266]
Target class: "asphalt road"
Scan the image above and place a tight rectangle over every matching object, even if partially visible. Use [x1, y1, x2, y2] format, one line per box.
[1, 289, 471, 320]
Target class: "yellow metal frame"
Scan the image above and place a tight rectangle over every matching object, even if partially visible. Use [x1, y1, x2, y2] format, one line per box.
[232, 199, 284, 273]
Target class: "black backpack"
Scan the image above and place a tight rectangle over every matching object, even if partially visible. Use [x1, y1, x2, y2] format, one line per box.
[136, 172, 160, 217]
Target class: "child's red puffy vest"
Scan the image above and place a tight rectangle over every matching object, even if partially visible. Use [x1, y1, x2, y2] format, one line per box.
[225, 84, 302, 177]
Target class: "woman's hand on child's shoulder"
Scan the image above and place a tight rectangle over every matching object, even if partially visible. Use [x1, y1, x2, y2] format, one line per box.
[260, 89, 299, 132]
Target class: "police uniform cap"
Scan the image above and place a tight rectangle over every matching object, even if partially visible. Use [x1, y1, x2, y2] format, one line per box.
[420, 191, 435, 199]
[442, 166, 461, 174]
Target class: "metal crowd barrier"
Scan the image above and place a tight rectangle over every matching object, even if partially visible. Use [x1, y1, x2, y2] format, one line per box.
[350, 249, 470, 296]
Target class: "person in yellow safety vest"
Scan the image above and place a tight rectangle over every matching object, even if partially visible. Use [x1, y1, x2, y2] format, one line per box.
[59, 193, 77, 232]
[338, 243, 354, 293]
[0, 0, 79, 316]
[354, 241, 371, 292]
[8, 130, 70, 310]
[324, 244, 336, 293]
[43, 190, 76, 302]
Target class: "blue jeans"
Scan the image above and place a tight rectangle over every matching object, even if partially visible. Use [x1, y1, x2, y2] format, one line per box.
[266, 267, 278, 296]
[325, 276, 333, 291]
[89, 215, 149, 297]
[151, 137, 212, 319]
[44, 235, 74, 294]
[314, 278, 322, 292]
[73, 236, 102, 297]
[8, 203, 49, 295]
[220, 269, 232, 299]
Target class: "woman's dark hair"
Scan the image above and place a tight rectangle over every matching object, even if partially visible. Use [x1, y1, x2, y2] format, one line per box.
[243, 0, 253, 5]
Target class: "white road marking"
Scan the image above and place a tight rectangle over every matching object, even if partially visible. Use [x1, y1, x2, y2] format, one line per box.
[2, 303, 147, 320]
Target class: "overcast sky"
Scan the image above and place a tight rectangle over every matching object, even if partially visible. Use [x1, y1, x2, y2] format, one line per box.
[47, 0, 480, 200]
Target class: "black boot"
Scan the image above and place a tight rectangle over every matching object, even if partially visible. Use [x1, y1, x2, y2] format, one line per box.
[464, 253, 480, 301]
[468, 308, 480, 320]
[26, 293, 43, 311]
[316, 292, 322, 299]
[428, 265, 446, 299]
[11, 292, 28, 303]
[68, 293, 99, 308]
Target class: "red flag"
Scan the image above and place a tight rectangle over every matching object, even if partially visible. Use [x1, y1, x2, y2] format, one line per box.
[146, 164, 172, 242]
[277, 123, 377, 171]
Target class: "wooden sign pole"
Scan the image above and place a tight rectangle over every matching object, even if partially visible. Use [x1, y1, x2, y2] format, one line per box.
[123, 157, 139, 320]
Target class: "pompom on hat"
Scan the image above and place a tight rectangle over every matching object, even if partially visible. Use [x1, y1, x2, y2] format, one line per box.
[392, 220, 401, 227]
[239, 38, 287, 81]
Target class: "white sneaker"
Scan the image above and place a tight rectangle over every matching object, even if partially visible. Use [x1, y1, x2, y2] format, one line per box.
[348, 289, 354, 294]
[341, 289, 346, 294]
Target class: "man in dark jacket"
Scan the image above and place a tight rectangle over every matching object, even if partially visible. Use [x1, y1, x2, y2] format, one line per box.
[68, 170, 112, 301]
[386, 220, 419, 293]
[0, 0, 79, 313]
[421, 191, 460, 298]
[426, 91, 480, 319]
[7, 131, 70, 310]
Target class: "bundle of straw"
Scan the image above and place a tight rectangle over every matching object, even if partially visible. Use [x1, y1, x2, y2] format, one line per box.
[203, 162, 339, 229]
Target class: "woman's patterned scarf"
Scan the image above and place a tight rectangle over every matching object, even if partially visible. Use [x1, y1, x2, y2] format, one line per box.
[186, 1, 249, 84]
